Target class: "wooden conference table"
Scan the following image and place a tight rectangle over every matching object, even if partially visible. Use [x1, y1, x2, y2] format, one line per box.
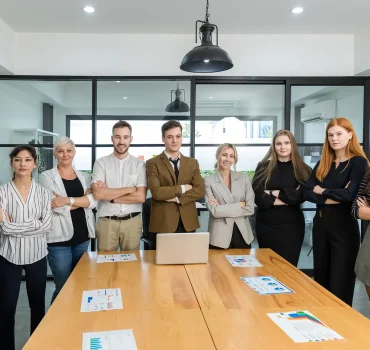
[24, 249, 370, 349]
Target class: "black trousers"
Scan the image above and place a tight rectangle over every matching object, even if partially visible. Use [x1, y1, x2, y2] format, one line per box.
[149, 218, 194, 250]
[210, 223, 251, 249]
[312, 206, 360, 306]
[0, 255, 47, 350]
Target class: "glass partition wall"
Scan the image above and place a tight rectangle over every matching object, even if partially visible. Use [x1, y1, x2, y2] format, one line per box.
[0, 75, 369, 274]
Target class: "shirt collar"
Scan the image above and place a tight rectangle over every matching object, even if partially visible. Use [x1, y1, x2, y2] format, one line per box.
[164, 151, 180, 161]
[111, 152, 131, 162]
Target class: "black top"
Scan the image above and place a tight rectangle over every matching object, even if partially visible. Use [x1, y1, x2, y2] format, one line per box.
[48, 177, 89, 247]
[252, 160, 307, 210]
[304, 156, 368, 209]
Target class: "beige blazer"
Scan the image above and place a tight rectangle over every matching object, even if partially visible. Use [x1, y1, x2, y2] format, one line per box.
[204, 170, 255, 248]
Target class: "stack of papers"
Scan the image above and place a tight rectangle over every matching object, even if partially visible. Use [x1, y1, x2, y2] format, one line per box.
[97, 254, 137, 263]
[268, 311, 344, 343]
[226, 255, 262, 267]
[241, 276, 294, 295]
[82, 329, 138, 350]
[81, 288, 123, 312]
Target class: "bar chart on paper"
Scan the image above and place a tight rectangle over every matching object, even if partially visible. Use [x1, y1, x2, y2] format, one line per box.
[82, 330, 138, 350]
[90, 337, 103, 350]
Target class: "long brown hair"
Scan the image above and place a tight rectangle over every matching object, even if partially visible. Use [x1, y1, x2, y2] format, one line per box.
[253, 130, 311, 189]
[316, 117, 369, 182]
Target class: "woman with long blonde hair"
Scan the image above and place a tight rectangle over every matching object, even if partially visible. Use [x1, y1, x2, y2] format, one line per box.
[252, 130, 311, 266]
[305, 117, 368, 306]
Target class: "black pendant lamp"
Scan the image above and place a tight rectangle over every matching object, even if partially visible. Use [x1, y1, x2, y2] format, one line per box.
[165, 84, 190, 113]
[180, 0, 233, 73]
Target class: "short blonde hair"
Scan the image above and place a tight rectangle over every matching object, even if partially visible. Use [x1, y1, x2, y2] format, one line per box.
[53, 136, 76, 156]
[214, 143, 238, 171]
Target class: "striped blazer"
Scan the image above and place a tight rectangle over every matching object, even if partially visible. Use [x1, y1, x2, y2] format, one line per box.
[0, 181, 52, 265]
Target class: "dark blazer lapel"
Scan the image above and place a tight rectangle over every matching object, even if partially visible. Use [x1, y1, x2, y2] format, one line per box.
[160, 151, 176, 184]
[177, 153, 188, 185]
[215, 171, 233, 204]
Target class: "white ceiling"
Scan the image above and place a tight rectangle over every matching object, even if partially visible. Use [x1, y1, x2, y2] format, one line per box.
[0, 0, 369, 34]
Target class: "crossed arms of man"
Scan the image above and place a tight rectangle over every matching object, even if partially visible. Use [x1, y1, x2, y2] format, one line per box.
[146, 159, 205, 206]
[92, 161, 146, 204]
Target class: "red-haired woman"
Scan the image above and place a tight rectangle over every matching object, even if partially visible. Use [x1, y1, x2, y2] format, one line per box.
[252, 130, 311, 266]
[305, 117, 368, 306]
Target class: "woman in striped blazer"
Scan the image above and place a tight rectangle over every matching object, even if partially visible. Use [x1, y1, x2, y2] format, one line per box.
[0, 145, 52, 350]
[352, 170, 370, 300]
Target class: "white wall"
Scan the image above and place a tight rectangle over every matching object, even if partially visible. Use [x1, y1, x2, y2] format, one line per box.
[0, 19, 16, 74]
[354, 27, 370, 75]
[13, 33, 354, 76]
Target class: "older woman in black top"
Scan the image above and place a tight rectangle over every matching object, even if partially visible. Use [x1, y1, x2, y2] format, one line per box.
[252, 130, 311, 266]
[40, 136, 96, 303]
[304, 118, 368, 306]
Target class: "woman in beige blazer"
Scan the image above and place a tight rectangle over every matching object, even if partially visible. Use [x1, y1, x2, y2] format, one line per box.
[204, 143, 255, 249]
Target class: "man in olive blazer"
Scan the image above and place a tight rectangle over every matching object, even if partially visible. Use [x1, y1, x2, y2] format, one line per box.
[146, 120, 205, 236]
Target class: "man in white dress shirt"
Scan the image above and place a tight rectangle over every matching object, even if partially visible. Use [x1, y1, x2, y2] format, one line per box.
[92, 121, 147, 251]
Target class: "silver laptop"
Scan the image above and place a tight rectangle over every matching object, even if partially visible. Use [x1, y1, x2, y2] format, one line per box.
[156, 232, 210, 265]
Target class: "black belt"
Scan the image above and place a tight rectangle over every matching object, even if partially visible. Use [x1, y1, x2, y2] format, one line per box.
[103, 212, 140, 221]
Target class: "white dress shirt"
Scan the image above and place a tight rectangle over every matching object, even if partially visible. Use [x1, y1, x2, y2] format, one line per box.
[92, 153, 147, 217]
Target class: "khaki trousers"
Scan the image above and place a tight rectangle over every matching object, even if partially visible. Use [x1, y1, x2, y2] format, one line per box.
[96, 215, 142, 251]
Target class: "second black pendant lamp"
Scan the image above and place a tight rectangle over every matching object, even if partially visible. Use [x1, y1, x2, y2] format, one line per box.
[180, 0, 233, 73]
[165, 84, 190, 112]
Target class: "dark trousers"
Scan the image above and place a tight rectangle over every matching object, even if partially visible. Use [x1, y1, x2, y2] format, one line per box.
[0, 255, 47, 350]
[312, 206, 360, 306]
[210, 223, 251, 249]
[149, 218, 194, 250]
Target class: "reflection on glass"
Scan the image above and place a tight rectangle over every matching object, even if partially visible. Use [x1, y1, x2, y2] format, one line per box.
[195, 84, 284, 144]
[70, 120, 92, 144]
[96, 120, 191, 145]
[96, 80, 191, 142]
[291, 86, 364, 143]
[0, 148, 13, 185]
[195, 146, 269, 179]
[297, 211, 314, 270]
[73, 147, 92, 173]
[96, 147, 190, 163]
[0, 80, 92, 145]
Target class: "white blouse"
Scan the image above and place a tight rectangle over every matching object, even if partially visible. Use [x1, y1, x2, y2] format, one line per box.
[0, 181, 52, 265]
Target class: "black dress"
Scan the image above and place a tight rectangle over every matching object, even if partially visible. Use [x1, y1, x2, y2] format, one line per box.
[252, 160, 306, 266]
[304, 156, 368, 306]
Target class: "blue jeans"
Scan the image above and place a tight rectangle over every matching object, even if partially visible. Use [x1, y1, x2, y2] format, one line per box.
[47, 240, 90, 303]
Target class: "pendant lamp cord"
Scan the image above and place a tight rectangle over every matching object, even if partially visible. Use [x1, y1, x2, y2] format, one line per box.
[205, 0, 210, 22]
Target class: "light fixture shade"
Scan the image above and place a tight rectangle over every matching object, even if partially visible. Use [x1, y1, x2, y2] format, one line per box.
[163, 114, 189, 121]
[165, 85, 190, 113]
[165, 100, 190, 113]
[180, 1, 233, 73]
[180, 45, 233, 73]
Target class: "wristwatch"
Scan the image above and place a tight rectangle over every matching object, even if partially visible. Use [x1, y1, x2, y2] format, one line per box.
[69, 197, 75, 206]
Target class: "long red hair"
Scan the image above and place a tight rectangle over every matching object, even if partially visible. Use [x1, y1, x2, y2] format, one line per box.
[316, 117, 369, 182]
